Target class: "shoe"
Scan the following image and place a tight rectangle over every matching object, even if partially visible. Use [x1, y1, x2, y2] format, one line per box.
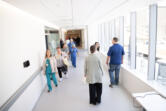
[59, 78, 63, 82]
[48, 90, 51, 93]
[90, 102, 96, 105]
[95, 98, 101, 104]
[65, 74, 68, 79]
[55, 84, 58, 87]
[96, 101, 101, 104]
[109, 84, 113, 88]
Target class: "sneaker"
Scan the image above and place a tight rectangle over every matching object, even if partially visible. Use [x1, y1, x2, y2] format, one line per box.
[109, 84, 113, 88]
[90, 102, 96, 105]
[65, 74, 68, 79]
[48, 90, 51, 93]
[59, 78, 63, 82]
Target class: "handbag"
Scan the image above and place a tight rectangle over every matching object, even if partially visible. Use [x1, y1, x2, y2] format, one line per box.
[61, 65, 68, 73]
[63, 58, 69, 66]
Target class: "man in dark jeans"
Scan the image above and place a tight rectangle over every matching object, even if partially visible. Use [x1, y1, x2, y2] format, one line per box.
[106, 37, 125, 88]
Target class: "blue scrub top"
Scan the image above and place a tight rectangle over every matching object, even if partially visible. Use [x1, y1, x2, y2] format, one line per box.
[46, 58, 52, 74]
[71, 48, 78, 57]
[107, 44, 125, 65]
[68, 42, 75, 52]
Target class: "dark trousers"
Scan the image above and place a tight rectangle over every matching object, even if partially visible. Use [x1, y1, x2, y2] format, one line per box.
[89, 83, 102, 103]
[57, 66, 68, 78]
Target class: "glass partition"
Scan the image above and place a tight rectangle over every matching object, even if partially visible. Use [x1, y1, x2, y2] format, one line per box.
[124, 14, 131, 66]
[156, 7, 166, 85]
[136, 8, 149, 77]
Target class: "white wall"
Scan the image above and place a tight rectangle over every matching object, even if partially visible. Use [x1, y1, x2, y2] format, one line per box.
[8, 73, 46, 111]
[120, 67, 154, 94]
[87, 24, 99, 47]
[81, 27, 88, 49]
[0, 1, 57, 109]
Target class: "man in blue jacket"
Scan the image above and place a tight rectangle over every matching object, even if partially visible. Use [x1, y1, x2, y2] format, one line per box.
[106, 37, 125, 88]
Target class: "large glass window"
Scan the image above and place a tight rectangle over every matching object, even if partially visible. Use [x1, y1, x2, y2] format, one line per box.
[45, 30, 60, 56]
[156, 7, 166, 85]
[124, 14, 131, 66]
[136, 9, 149, 77]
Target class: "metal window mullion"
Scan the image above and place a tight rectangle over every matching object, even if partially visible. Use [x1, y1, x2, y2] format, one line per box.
[130, 12, 136, 69]
[148, 4, 158, 80]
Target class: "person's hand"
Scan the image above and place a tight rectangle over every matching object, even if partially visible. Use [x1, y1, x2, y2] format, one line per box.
[106, 61, 109, 65]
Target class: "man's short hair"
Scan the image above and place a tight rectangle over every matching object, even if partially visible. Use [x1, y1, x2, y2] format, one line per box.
[113, 37, 118, 42]
[90, 45, 96, 53]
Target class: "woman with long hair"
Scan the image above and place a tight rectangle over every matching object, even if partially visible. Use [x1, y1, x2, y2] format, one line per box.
[43, 50, 58, 92]
[55, 47, 68, 81]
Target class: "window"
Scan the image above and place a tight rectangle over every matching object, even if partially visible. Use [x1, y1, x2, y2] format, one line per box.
[136, 8, 149, 77]
[124, 14, 131, 66]
[104, 23, 110, 53]
[156, 7, 166, 85]
[46, 30, 60, 56]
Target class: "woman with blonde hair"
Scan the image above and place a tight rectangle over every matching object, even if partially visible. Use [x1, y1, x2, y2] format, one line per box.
[43, 50, 58, 92]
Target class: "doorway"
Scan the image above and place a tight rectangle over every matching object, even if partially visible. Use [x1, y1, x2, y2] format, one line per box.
[45, 27, 60, 56]
[65, 30, 82, 48]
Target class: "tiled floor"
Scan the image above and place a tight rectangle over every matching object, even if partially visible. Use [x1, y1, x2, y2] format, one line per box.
[33, 50, 140, 111]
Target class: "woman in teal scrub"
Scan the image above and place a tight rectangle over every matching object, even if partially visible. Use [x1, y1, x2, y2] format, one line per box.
[43, 50, 58, 92]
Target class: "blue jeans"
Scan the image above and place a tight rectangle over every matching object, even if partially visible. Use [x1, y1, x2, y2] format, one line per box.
[109, 64, 121, 85]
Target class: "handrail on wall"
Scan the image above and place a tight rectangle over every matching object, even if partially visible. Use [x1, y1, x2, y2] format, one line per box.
[0, 67, 42, 111]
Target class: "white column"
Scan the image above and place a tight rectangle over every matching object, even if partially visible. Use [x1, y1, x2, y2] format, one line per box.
[130, 12, 136, 69]
[148, 4, 158, 80]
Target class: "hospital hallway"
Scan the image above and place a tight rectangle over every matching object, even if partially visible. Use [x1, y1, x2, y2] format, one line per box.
[1, 0, 166, 111]
[33, 50, 138, 111]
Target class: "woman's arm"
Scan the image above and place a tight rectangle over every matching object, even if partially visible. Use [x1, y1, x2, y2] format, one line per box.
[99, 59, 104, 76]
[53, 57, 58, 74]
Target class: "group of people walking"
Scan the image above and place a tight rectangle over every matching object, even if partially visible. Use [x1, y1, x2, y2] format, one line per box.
[43, 38, 78, 92]
[84, 37, 125, 105]
[43, 36, 125, 106]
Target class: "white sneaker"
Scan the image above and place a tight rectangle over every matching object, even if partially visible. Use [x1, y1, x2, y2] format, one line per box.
[59, 78, 63, 82]
[65, 74, 68, 79]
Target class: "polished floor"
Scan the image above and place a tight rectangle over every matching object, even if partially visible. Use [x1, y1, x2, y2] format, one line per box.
[33, 50, 140, 111]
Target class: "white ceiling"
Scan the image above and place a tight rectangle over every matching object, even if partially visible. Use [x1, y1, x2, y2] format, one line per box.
[2, 0, 128, 27]
[3, 0, 165, 28]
